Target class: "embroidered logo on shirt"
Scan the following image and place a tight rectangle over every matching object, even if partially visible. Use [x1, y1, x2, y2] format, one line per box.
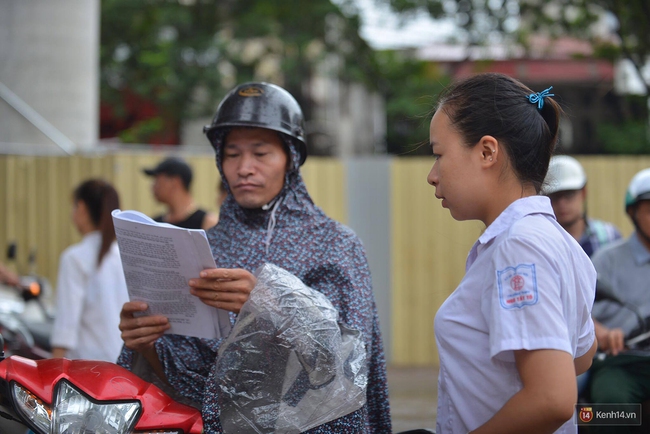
[497, 263, 538, 309]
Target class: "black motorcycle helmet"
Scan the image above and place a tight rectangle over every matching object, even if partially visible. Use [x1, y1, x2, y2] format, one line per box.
[203, 82, 307, 166]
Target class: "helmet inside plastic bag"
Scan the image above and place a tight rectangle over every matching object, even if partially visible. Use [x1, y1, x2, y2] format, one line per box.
[216, 263, 368, 434]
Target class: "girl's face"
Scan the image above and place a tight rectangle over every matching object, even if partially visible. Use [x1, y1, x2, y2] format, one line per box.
[71, 199, 93, 234]
[427, 109, 486, 222]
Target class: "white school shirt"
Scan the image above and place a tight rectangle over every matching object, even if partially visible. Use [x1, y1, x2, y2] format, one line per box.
[434, 196, 596, 434]
[51, 232, 130, 362]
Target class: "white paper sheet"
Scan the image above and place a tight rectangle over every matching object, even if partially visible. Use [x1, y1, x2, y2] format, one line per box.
[111, 209, 231, 340]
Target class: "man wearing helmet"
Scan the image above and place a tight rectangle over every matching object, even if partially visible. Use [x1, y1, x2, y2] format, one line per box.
[543, 155, 621, 257]
[117, 83, 391, 433]
[544, 156, 624, 399]
[586, 168, 650, 432]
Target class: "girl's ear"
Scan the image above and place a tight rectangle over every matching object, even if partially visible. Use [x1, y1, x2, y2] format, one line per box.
[478, 135, 499, 166]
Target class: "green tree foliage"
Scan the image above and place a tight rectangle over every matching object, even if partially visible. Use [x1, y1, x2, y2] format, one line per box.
[377, 0, 650, 95]
[520, 0, 650, 96]
[598, 95, 650, 153]
[375, 51, 449, 155]
[100, 0, 380, 144]
[376, 0, 650, 154]
[598, 120, 650, 154]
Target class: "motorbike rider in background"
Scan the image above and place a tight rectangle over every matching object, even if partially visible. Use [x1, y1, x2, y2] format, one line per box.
[588, 168, 650, 433]
[543, 155, 621, 257]
[542, 155, 623, 397]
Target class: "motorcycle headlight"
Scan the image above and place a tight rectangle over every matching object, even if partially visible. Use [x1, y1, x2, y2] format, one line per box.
[12, 383, 52, 433]
[12, 380, 141, 434]
[53, 380, 141, 434]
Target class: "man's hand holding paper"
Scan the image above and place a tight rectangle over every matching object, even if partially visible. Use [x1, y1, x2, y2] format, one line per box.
[111, 209, 232, 340]
[119, 301, 170, 353]
[189, 268, 256, 314]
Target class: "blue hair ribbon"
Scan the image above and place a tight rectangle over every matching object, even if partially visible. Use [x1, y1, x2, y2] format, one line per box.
[527, 86, 554, 110]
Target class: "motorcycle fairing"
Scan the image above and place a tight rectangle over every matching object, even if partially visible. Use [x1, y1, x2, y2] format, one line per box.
[0, 356, 203, 433]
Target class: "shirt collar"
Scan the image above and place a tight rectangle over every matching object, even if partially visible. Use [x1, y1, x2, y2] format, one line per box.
[630, 232, 650, 265]
[466, 196, 555, 270]
[478, 195, 555, 245]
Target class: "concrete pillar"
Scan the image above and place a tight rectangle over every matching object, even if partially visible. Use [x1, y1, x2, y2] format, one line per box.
[0, 0, 99, 154]
[346, 157, 393, 361]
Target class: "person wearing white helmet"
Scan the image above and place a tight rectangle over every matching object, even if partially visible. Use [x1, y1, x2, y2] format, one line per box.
[586, 168, 650, 433]
[544, 156, 623, 399]
[543, 155, 622, 257]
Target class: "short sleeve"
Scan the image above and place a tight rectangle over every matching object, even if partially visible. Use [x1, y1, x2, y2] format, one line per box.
[575, 317, 595, 358]
[483, 235, 573, 362]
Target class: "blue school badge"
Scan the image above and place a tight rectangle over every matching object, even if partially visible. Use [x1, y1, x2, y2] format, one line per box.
[497, 264, 539, 309]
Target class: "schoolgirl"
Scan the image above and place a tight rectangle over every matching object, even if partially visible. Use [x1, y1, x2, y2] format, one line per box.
[428, 73, 597, 433]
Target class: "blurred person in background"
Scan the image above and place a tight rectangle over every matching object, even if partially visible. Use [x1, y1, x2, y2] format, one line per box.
[543, 155, 622, 397]
[543, 155, 621, 257]
[117, 82, 390, 433]
[587, 168, 650, 433]
[143, 156, 218, 230]
[0, 262, 20, 287]
[51, 179, 129, 362]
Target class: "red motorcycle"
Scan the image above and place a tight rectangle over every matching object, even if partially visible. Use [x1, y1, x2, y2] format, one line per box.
[0, 343, 203, 434]
[0, 350, 446, 434]
[0, 345, 441, 433]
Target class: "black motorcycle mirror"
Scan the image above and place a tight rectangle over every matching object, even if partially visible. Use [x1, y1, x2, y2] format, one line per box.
[6, 243, 16, 261]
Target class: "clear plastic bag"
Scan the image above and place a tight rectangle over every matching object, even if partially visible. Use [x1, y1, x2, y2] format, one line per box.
[216, 263, 367, 433]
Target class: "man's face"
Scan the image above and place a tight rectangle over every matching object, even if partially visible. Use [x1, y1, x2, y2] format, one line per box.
[151, 174, 177, 203]
[222, 127, 288, 209]
[548, 188, 586, 228]
[630, 201, 650, 241]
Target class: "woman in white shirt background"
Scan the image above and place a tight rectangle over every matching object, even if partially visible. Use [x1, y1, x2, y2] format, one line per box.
[51, 179, 129, 362]
[428, 73, 597, 434]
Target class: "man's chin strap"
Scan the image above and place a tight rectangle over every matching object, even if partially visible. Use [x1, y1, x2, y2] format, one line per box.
[262, 195, 284, 255]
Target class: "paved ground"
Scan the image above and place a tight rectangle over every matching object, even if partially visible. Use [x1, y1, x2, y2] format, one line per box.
[387, 365, 438, 432]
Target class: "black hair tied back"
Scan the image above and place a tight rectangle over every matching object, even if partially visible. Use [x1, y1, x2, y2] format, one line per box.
[437, 73, 562, 193]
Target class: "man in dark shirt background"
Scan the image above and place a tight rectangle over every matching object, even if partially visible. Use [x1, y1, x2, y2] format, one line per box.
[143, 157, 218, 230]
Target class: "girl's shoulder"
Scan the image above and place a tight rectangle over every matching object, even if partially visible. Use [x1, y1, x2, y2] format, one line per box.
[506, 213, 561, 241]
[60, 233, 101, 271]
[499, 213, 579, 259]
